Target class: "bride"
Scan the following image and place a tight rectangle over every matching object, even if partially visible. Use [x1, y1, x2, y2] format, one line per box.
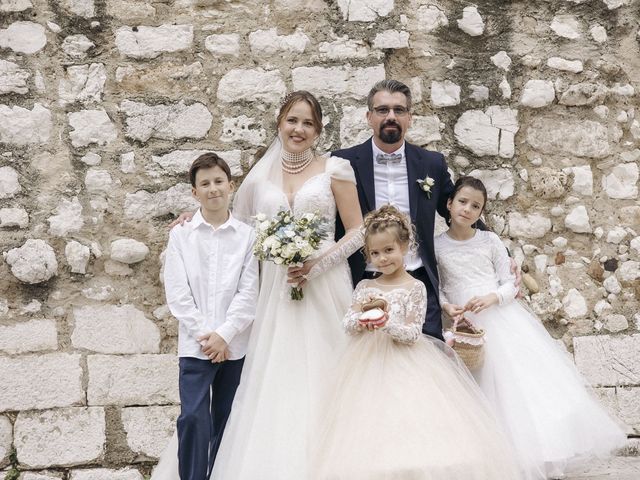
[152, 90, 364, 479]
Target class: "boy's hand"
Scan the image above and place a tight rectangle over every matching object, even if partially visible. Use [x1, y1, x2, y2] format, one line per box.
[198, 332, 229, 363]
[464, 294, 498, 314]
[442, 302, 465, 318]
[169, 211, 196, 229]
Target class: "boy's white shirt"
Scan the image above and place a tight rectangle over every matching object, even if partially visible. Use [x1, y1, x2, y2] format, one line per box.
[164, 209, 259, 360]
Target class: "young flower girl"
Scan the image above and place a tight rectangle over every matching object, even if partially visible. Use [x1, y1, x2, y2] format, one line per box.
[435, 176, 627, 480]
[314, 205, 523, 480]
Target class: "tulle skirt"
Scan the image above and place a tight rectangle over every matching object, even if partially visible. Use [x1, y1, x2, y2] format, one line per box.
[446, 287, 627, 479]
[313, 331, 524, 480]
[151, 260, 353, 480]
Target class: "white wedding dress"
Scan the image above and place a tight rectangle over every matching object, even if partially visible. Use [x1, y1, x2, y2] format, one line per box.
[434, 230, 627, 479]
[151, 156, 356, 479]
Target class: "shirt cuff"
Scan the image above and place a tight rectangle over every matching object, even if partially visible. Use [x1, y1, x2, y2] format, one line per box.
[215, 322, 238, 345]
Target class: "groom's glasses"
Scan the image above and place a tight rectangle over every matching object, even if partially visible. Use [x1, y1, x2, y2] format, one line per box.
[371, 106, 410, 117]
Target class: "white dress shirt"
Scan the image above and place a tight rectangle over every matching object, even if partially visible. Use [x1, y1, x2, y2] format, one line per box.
[370, 139, 422, 271]
[164, 209, 259, 360]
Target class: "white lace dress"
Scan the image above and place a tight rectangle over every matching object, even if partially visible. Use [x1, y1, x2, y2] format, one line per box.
[151, 156, 355, 480]
[313, 279, 524, 480]
[434, 230, 626, 479]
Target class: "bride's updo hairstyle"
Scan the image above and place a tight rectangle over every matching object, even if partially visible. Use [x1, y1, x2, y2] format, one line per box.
[276, 90, 323, 136]
[362, 205, 417, 260]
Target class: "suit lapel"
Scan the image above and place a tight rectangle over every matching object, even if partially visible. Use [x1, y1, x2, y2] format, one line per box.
[405, 143, 420, 222]
[354, 140, 376, 212]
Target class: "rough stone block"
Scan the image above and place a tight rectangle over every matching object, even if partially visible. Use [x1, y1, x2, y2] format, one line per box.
[454, 107, 518, 158]
[603, 163, 638, 199]
[110, 239, 149, 264]
[62, 34, 94, 60]
[0, 166, 21, 199]
[121, 406, 179, 458]
[0, 104, 51, 145]
[220, 116, 266, 146]
[15, 408, 105, 468]
[0, 416, 11, 467]
[0, 22, 46, 54]
[5, 239, 58, 284]
[0, 59, 29, 94]
[372, 30, 409, 49]
[520, 79, 555, 108]
[0, 353, 82, 411]
[406, 115, 442, 145]
[339, 106, 370, 148]
[149, 150, 242, 178]
[318, 37, 370, 59]
[457, 5, 484, 36]
[565, 205, 592, 233]
[468, 169, 514, 200]
[416, 5, 448, 32]
[0, 0, 32, 11]
[526, 118, 612, 158]
[20, 472, 64, 479]
[338, 0, 394, 21]
[71, 304, 160, 354]
[550, 15, 581, 39]
[68, 109, 118, 147]
[65, 240, 90, 274]
[84, 168, 113, 195]
[291, 65, 385, 98]
[0, 207, 29, 228]
[48, 196, 83, 237]
[70, 469, 143, 480]
[63, 0, 94, 17]
[431, 80, 461, 108]
[204, 34, 240, 56]
[124, 184, 199, 220]
[116, 25, 193, 59]
[217, 69, 286, 103]
[58, 63, 106, 106]
[121, 100, 212, 142]
[249, 28, 309, 54]
[0, 319, 57, 354]
[87, 354, 179, 405]
[508, 212, 551, 238]
[573, 334, 640, 387]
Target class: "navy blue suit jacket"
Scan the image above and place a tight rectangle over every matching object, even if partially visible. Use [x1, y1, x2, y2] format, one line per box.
[333, 138, 455, 338]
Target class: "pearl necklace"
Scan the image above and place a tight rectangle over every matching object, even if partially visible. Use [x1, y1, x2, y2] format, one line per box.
[281, 148, 314, 174]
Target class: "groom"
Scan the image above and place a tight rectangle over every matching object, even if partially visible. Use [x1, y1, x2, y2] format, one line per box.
[334, 79, 454, 341]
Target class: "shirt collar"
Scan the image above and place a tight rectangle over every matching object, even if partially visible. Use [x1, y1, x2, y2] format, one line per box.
[371, 139, 406, 161]
[191, 209, 238, 232]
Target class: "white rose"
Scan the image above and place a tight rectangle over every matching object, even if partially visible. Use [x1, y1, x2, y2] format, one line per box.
[273, 257, 284, 265]
[425, 177, 435, 186]
[255, 213, 267, 222]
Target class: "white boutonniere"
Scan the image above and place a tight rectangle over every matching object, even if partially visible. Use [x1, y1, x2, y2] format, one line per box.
[416, 175, 435, 199]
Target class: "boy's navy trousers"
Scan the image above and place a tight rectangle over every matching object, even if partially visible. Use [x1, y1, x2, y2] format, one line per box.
[177, 356, 244, 480]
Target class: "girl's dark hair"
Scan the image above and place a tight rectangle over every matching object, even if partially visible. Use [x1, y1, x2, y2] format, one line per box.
[189, 153, 231, 186]
[450, 176, 488, 210]
[276, 91, 323, 135]
[362, 205, 416, 260]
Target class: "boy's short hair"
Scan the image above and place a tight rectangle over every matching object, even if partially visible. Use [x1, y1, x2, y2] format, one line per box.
[189, 153, 232, 186]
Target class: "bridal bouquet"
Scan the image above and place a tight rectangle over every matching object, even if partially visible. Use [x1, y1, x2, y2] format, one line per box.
[253, 209, 329, 300]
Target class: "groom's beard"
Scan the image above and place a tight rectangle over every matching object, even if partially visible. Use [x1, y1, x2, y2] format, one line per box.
[379, 120, 403, 144]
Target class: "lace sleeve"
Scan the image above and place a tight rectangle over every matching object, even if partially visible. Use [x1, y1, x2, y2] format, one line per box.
[343, 280, 369, 335]
[381, 282, 426, 345]
[307, 227, 364, 281]
[490, 233, 517, 305]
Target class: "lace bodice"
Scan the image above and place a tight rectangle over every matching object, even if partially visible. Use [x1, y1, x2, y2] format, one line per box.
[247, 155, 355, 241]
[434, 230, 516, 306]
[343, 279, 427, 345]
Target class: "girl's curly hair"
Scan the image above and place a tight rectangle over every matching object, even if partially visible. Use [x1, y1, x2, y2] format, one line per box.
[363, 205, 417, 260]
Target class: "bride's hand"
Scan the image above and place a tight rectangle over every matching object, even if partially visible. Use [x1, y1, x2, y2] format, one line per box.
[286, 260, 317, 287]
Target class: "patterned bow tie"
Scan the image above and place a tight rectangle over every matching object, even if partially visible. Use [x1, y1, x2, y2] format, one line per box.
[376, 153, 402, 164]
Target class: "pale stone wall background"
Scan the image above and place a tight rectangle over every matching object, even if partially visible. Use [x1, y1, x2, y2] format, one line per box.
[1, 0, 639, 477]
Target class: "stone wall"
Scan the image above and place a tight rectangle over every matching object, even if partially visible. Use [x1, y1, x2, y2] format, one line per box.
[1, 0, 639, 476]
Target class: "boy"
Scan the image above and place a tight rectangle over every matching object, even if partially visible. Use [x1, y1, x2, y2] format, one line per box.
[163, 153, 258, 480]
